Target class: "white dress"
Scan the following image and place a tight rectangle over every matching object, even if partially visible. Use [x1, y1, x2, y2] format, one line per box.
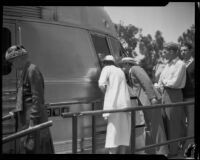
[98, 65, 132, 148]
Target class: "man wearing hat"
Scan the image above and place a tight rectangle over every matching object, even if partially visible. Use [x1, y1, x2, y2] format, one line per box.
[121, 57, 168, 155]
[98, 55, 132, 154]
[5, 45, 54, 154]
[156, 42, 187, 157]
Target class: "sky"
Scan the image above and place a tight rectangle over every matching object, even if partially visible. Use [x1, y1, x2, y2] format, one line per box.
[104, 2, 195, 43]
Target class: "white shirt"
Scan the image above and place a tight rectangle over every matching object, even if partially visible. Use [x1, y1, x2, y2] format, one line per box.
[158, 57, 186, 89]
[98, 65, 131, 116]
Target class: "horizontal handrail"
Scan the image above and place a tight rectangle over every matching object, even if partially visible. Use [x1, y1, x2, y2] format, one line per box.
[45, 96, 138, 108]
[62, 101, 194, 118]
[2, 120, 53, 144]
[2, 112, 14, 121]
[135, 136, 194, 152]
[45, 99, 102, 107]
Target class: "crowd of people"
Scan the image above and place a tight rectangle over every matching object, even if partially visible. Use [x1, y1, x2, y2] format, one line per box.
[4, 42, 194, 156]
[98, 42, 194, 157]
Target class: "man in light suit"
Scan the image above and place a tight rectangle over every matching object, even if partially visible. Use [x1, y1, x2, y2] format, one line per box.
[155, 42, 187, 157]
[121, 57, 168, 155]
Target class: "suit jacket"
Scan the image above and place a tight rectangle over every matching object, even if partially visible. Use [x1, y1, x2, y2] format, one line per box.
[130, 66, 160, 101]
[16, 61, 54, 154]
[182, 60, 194, 99]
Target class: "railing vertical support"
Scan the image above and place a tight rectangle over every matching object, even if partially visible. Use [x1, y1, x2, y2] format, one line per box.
[130, 110, 136, 154]
[72, 115, 78, 154]
[92, 103, 96, 154]
[14, 113, 18, 154]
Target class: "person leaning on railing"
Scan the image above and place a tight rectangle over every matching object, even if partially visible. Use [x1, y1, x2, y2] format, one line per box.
[120, 57, 169, 155]
[154, 42, 187, 157]
[5, 45, 54, 154]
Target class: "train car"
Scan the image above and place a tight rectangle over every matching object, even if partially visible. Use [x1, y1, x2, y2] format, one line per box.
[2, 6, 144, 154]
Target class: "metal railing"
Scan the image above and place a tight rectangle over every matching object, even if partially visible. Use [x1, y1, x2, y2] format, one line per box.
[2, 120, 53, 144]
[45, 96, 144, 154]
[61, 100, 194, 154]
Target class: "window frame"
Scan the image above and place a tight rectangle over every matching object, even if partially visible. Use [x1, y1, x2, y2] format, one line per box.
[89, 32, 112, 68]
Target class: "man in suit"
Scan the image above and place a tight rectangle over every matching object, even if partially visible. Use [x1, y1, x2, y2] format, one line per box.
[155, 42, 187, 157]
[180, 43, 195, 156]
[121, 57, 168, 155]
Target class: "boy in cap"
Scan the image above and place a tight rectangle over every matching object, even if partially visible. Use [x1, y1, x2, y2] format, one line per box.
[155, 42, 187, 157]
[98, 55, 132, 154]
[121, 57, 168, 155]
[5, 45, 54, 154]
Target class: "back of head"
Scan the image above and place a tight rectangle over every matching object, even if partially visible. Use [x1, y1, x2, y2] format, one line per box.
[103, 55, 115, 66]
[121, 57, 137, 66]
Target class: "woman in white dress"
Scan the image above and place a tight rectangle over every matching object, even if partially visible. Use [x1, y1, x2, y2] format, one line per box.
[98, 55, 132, 154]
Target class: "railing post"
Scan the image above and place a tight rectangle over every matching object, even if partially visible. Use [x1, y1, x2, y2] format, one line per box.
[14, 112, 18, 154]
[130, 110, 136, 153]
[92, 103, 96, 154]
[72, 115, 78, 154]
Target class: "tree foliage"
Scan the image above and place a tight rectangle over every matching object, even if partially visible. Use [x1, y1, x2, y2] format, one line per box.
[114, 23, 139, 57]
[115, 22, 195, 79]
[178, 24, 195, 56]
[139, 31, 165, 79]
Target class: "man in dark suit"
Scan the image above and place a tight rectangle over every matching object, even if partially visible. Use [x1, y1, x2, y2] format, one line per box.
[121, 57, 168, 155]
[180, 43, 195, 156]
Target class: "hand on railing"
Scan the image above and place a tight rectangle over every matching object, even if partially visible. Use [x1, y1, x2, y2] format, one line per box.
[103, 113, 109, 120]
[151, 98, 158, 105]
[24, 135, 35, 151]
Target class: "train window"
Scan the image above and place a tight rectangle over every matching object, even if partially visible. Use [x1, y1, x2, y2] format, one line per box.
[2, 28, 12, 75]
[91, 34, 110, 67]
[109, 37, 121, 58]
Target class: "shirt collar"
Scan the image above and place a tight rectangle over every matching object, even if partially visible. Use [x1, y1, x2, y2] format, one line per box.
[185, 56, 194, 67]
[169, 57, 179, 65]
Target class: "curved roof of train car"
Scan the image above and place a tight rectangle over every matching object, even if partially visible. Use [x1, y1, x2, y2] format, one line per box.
[3, 6, 118, 38]
[51, 7, 118, 37]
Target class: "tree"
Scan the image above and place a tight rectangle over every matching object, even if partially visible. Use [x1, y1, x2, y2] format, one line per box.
[114, 23, 139, 57]
[138, 31, 165, 79]
[178, 24, 195, 56]
[153, 30, 165, 62]
[115, 22, 165, 79]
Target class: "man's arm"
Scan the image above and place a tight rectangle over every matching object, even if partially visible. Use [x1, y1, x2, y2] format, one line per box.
[131, 67, 156, 100]
[162, 62, 186, 88]
[28, 65, 44, 127]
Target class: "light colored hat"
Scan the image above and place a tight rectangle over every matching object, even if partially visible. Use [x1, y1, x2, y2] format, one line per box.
[121, 57, 137, 65]
[103, 55, 115, 62]
[5, 45, 28, 61]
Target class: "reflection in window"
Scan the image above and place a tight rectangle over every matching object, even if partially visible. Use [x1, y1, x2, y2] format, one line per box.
[2, 28, 12, 75]
[91, 34, 110, 67]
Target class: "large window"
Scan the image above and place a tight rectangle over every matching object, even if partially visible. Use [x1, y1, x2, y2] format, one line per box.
[2, 28, 12, 75]
[91, 34, 110, 67]
[109, 37, 127, 59]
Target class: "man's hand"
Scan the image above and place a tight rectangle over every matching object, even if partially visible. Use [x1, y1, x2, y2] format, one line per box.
[151, 98, 158, 105]
[103, 113, 109, 120]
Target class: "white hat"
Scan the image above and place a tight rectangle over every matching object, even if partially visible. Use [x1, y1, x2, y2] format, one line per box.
[103, 55, 115, 62]
[121, 57, 137, 64]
